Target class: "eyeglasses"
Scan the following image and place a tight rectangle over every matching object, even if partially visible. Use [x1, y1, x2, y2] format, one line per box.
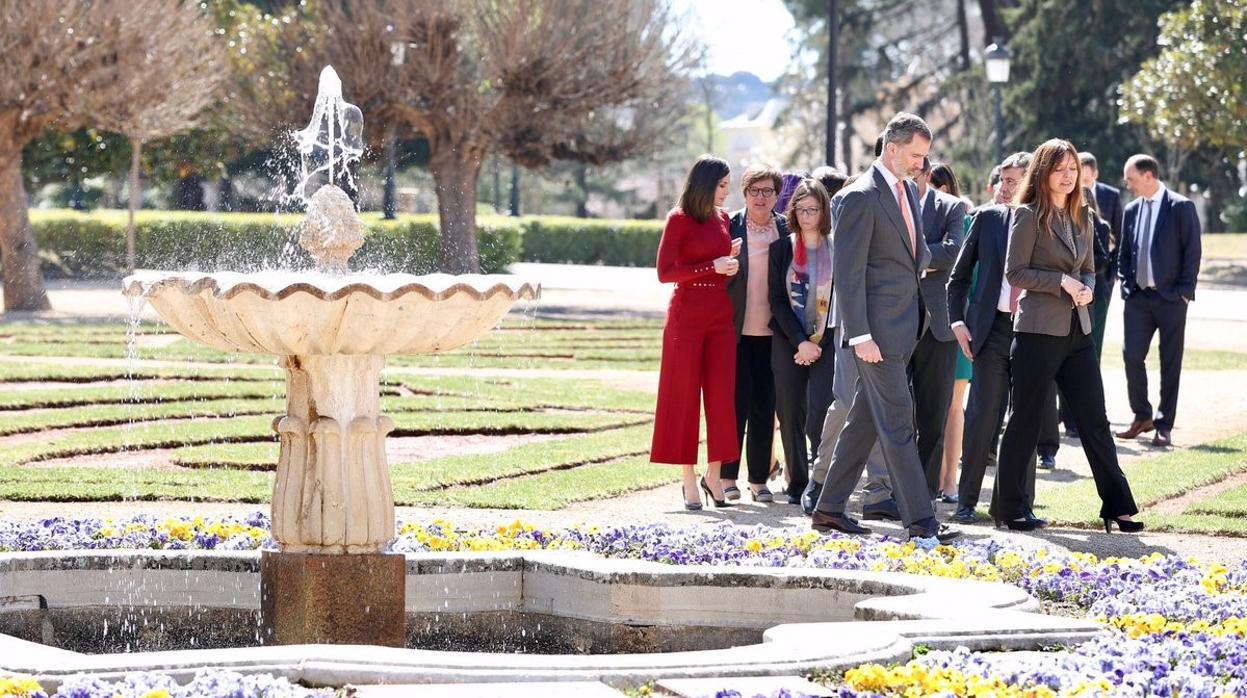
[746, 187, 776, 198]
[794, 207, 822, 216]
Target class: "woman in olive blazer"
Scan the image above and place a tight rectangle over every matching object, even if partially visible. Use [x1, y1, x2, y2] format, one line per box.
[992, 139, 1141, 533]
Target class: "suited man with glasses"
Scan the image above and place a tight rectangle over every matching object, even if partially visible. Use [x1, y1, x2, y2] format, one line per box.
[1116, 154, 1201, 448]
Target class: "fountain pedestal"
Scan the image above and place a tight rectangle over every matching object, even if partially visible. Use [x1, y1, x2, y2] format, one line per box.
[260, 550, 406, 647]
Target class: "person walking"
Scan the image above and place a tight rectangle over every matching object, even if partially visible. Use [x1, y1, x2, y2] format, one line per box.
[1115, 154, 1202, 448]
[928, 162, 973, 503]
[912, 158, 967, 498]
[723, 164, 787, 502]
[1078, 152, 1124, 359]
[768, 178, 835, 505]
[810, 112, 959, 543]
[651, 155, 741, 510]
[993, 139, 1141, 533]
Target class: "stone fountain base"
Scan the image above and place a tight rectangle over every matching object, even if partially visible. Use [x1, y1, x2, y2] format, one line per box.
[260, 550, 406, 647]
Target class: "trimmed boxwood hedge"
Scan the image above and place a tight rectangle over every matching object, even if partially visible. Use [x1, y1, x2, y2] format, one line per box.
[28, 210, 522, 278]
[28, 209, 666, 277]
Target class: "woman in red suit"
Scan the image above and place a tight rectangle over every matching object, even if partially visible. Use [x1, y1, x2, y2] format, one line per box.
[651, 155, 742, 510]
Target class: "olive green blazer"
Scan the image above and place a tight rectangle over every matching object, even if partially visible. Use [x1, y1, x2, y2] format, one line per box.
[1005, 205, 1095, 337]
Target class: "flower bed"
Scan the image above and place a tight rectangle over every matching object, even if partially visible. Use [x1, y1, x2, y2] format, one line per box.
[0, 668, 327, 698]
[2, 515, 1246, 696]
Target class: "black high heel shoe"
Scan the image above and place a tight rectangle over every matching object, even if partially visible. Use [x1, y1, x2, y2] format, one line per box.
[681, 482, 702, 511]
[1104, 517, 1144, 533]
[1002, 517, 1037, 531]
[699, 477, 731, 508]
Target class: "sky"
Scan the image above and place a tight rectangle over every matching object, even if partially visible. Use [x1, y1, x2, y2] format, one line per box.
[674, 0, 796, 82]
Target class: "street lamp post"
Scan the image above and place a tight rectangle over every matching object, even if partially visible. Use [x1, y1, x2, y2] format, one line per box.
[985, 41, 1011, 166]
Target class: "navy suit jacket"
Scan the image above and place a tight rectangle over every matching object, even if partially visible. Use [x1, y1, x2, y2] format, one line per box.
[947, 204, 1010, 357]
[1118, 187, 1201, 303]
[1093, 181, 1124, 298]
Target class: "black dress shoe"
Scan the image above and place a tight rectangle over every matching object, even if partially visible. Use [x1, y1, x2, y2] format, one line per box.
[1025, 511, 1049, 529]
[812, 512, 872, 535]
[908, 523, 961, 543]
[1152, 429, 1172, 447]
[1065, 426, 1081, 440]
[785, 493, 802, 505]
[801, 481, 822, 516]
[949, 506, 978, 524]
[862, 498, 902, 521]
[1038, 454, 1056, 470]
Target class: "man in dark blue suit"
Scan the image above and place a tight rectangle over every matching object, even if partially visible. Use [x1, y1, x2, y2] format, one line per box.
[1115, 154, 1202, 448]
[1078, 152, 1124, 359]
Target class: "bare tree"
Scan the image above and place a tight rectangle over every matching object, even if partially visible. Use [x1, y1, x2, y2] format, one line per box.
[235, 0, 699, 273]
[91, 3, 224, 274]
[0, 1, 221, 311]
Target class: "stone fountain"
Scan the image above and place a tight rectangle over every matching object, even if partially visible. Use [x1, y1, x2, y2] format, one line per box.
[122, 66, 538, 647]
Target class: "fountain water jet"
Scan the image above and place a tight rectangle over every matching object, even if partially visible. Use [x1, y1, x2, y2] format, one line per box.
[122, 66, 538, 647]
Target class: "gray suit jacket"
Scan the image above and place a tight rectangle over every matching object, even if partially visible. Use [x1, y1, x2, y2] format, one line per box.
[833, 166, 932, 357]
[918, 189, 966, 342]
[1006, 205, 1095, 337]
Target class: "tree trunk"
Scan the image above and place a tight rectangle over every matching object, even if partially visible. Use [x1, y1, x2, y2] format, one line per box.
[127, 139, 142, 274]
[0, 144, 51, 312]
[978, 0, 1009, 45]
[430, 149, 482, 274]
[575, 165, 589, 218]
[956, 0, 971, 71]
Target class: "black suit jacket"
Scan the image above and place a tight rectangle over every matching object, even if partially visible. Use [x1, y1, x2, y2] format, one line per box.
[1093, 181, 1124, 299]
[947, 204, 1010, 357]
[918, 189, 967, 342]
[727, 209, 790, 338]
[1117, 187, 1201, 303]
[767, 236, 836, 351]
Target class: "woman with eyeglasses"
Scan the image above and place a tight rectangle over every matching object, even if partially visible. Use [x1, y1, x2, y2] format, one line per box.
[766, 178, 835, 505]
[652, 155, 742, 510]
[722, 164, 788, 502]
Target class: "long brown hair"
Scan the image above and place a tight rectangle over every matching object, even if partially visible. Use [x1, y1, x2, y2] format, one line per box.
[1013, 139, 1089, 238]
[784, 179, 832, 238]
[678, 155, 730, 223]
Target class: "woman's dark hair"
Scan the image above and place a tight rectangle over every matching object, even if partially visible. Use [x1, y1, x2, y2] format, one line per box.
[811, 165, 848, 198]
[678, 155, 730, 223]
[929, 162, 962, 198]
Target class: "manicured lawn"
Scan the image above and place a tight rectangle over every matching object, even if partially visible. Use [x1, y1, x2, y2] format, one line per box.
[1037, 432, 1247, 534]
[1202, 232, 1247, 260]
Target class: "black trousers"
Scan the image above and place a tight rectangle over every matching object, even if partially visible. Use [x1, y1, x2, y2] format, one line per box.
[993, 312, 1138, 521]
[723, 335, 775, 483]
[958, 312, 1053, 510]
[770, 335, 833, 497]
[1123, 290, 1188, 430]
[910, 329, 958, 498]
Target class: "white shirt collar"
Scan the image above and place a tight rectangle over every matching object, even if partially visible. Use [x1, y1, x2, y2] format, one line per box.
[1143, 182, 1167, 204]
[873, 160, 901, 190]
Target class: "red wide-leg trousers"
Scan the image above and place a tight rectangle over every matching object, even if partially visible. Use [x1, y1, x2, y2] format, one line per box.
[650, 287, 739, 465]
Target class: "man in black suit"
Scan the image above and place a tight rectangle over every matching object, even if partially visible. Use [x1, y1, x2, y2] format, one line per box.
[946, 152, 1051, 525]
[1116, 154, 1202, 448]
[912, 159, 966, 496]
[1078, 152, 1124, 358]
[811, 113, 958, 543]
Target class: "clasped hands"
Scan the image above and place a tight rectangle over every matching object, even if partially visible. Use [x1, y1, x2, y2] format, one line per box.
[794, 340, 821, 366]
[1061, 275, 1094, 307]
[714, 238, 743, 276]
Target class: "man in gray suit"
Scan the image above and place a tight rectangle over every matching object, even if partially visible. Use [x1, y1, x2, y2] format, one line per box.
[811, 112, 959, 543]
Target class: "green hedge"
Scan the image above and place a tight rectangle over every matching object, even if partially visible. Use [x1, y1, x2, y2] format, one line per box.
[518, 216, 663, 267]
[27, 209, 665, 278]
[29, 210, 521, 278]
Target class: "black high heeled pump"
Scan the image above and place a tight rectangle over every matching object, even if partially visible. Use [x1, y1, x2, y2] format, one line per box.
[699, 476, 731, 508]
[1104, 517, 1144, 534]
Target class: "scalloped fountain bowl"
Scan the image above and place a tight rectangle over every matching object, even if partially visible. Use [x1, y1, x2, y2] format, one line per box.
[123, 271, 539, 356]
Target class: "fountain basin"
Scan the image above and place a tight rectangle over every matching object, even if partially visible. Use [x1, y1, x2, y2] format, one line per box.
[0, 549, 1104, 689]
[122, 271, 539, 356]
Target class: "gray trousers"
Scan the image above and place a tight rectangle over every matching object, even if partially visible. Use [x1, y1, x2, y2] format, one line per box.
[814, 342, 935, 529]
[810, 328, 892, 505]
